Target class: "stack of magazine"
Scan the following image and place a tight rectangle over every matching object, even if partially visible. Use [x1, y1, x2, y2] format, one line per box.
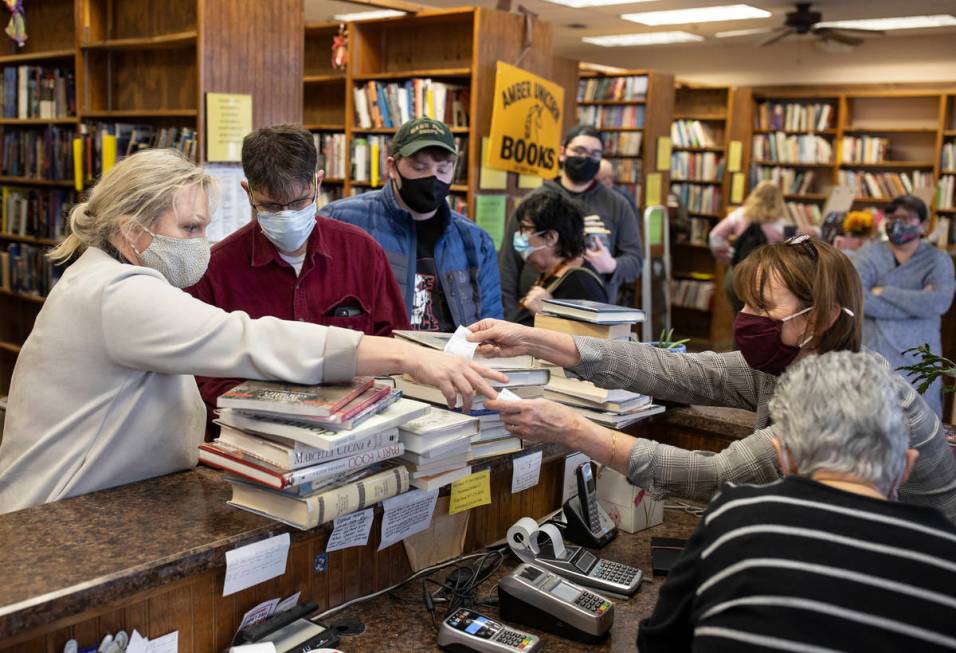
[198, 378, 429, 530]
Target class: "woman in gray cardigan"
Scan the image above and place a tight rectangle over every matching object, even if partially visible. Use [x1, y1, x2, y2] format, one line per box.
[474, 237, 956, 523]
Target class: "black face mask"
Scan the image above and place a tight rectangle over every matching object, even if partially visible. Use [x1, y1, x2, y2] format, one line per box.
[394, 171, 451, 214]
[563, 156, 600, 184]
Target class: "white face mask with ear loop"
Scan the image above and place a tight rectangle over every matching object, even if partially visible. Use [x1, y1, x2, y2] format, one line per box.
[789, 305, 856, 349]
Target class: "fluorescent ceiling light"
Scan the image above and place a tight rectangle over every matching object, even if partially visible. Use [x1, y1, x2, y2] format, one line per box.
[715, 27, 773, 38]
[622, 4, 771, 26]
[543, 0, 653, 7]
[332, 9, 406, 22]
[583, 31, 704, 47]
[816, 15, 956, 31]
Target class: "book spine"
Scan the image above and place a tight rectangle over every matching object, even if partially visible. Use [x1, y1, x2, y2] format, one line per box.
[293, 430, 399, 466]
[290, 443, 405, 485]
[313, 466, 409, 526]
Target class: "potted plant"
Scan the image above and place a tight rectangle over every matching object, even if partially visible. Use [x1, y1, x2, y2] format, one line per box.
[898, 345, 956, 442]
[652, 328, 690, 353]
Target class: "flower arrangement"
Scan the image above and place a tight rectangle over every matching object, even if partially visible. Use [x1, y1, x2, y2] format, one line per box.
[842, 210, 875, 237]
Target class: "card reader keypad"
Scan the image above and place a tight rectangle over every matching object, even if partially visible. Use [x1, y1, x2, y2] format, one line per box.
[494, 629, 535, 649]
[593, 560, 640, 585]
[574, 590, 611, 615]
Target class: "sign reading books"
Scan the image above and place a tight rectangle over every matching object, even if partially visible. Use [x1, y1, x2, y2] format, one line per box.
[206, 92, 252, 162]
[487, 62, 564, 178]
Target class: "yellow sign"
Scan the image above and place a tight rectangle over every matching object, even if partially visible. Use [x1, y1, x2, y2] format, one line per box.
[487, 62, 564, 178]
[727, 140, 742, 172]
[656, 136, 672, 172]
[645, 173, 662, 207]
[206, 92, 253, 162]
[479, 137, 508, 190]
[518, 174, 543, 189]
[449, 469, 492, 515]
[731, 172, 746, 204]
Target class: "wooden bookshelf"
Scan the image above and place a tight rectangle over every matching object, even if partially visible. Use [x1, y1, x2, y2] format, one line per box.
[304, 22, 348, 207]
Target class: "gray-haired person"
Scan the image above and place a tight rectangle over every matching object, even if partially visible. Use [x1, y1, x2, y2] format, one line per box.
[638, 351, 956, 653]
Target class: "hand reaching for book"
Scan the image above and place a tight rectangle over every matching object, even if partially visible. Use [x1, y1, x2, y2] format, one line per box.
[485, 397, 587, 445]
[405, 347, 508, 413]
[468, 319, 582, 369]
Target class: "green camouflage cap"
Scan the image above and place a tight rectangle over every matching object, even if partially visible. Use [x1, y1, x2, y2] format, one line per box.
[392, 117, 457, 157]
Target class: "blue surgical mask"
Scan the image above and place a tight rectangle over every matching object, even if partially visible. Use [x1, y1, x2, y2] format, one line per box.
[257, 201, 317, 253]
[513, 230, 546, 261]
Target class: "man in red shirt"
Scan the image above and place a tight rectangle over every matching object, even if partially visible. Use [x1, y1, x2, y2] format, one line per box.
[187, 124, 409, 420]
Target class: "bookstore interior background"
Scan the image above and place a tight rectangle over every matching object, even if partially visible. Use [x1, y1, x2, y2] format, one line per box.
[0, 0, 955, 652]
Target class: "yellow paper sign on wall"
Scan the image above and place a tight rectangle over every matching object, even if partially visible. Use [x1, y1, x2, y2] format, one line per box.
[449, 469, 492, 515]
[645, 173, 662, 207]
[727, 140, 742, 172]
[731, 172, 746, 204]
[487, 62, 564, 178]
[206, 92, 253, 162]
[656, 136, 672, 172]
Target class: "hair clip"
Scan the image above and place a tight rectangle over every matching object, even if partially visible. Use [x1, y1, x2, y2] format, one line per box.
[842, 307, 855, 317]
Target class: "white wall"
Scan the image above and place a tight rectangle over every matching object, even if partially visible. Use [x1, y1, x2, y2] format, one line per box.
[566, 33, 956, 87]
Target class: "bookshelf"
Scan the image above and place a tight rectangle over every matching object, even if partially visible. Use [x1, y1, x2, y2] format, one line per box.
[669, 84, 751, 351]
[304, 21, 347, 208]
[576, 69, 674, 211]
[339, 8, 553, 217]
[0, 0, 304, 394]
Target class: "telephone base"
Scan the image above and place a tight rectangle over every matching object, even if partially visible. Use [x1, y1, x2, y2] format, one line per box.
[562, 496, 617, 549]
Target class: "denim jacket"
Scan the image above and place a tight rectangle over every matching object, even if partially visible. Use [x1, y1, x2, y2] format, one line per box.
[320, 181, 503, 327]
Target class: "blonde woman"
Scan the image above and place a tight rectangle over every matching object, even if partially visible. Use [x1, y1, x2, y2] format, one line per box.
[0, 149, 505, 513]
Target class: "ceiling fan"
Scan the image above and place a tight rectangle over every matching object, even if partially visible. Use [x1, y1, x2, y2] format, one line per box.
[737, 3, 886, 47]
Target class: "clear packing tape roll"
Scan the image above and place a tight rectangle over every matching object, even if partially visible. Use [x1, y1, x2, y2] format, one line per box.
[507, 517, 567, 563]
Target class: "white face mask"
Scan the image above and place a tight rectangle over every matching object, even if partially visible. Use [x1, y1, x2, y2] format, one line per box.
[131, 228, 210, 289]
[256, 201, 317, 253]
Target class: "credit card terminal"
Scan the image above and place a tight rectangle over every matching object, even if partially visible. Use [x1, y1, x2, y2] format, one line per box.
[498, 563, 614, 643]
[437, 609, 541, 653]
[533, 545, 642, 595]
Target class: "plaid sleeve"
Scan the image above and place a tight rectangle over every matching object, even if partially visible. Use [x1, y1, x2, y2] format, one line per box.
[572, 337, 761, 410]
[627, 429, 780, 502]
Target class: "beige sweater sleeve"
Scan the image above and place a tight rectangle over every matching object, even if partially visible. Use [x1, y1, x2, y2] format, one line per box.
[100, 269, 362, 384]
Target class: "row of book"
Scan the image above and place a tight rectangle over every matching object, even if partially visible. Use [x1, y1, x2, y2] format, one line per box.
[938, 175, 955, 210]
[672, 182, 722, 215]
[671, 152, 724, 182]
[688, 217, 711, 246]
[2, 66, 75, 119]
[753, 102, 835, 132]
[0, 187, 74, 241]
[750, 165, 818, 196]
[317, 186, 344, 210]
[0, 242, 62, 296]
[752, 133, 832, 164]
[577, 105, 645, 130]
[839, 136, 890, 164]
[351, 135, 467, 187]
[75, 123, 197, 184]
[669, 278, 715, 311]
[942, 141, 956, 171]
[613, 158, 641, 184]
[671, 120, 720, 148]
[1, 126, 74, 181]
[314, 132, 347, 180]
[447, 193, 467, 215]
[352, 79, 469, 130]
[837, 170, 933, 199]
[576, 76, 647, 102]
[786, 201, 823, 226]
[603, 132, 642, 156]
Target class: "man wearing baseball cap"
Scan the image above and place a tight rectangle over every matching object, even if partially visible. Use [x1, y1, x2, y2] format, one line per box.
[322, 117, 502, 331]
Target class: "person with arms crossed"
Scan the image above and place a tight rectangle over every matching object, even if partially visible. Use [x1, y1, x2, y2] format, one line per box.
[187, 125, 409, 422]
[638, 351, 956, 652]
[850, 194, 955, 417]
[0, 149, 506, 513]
[321, 117, 502, 331]
[472, 237, 956, 522]
[500, 125, 642, 312]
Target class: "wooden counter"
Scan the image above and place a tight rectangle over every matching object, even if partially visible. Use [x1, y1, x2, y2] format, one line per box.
[0, 406, 747, 652]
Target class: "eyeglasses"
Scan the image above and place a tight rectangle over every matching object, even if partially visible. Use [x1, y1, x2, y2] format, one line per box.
[567, 145, 603, 161]
[250, 187, 316, 213]
[786, 234, 818, 261]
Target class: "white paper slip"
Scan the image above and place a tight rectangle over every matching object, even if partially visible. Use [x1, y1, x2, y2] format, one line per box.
[496, 388, 522, 402]
[326, 508, 374, 553]
[146, 631, 178, 653]
[378, 489, 439, 551]
[512, 450, 543, 494]
[562, 452, 591, 503]
[444, 325, 479, 360]
[126, 632, 148, 653]
[238, 598, 279, 632]
[276, 591, 301, 614]
[223, 533, 291, 597]
[229, 644, 277, 653]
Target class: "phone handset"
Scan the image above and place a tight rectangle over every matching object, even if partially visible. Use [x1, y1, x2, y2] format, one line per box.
[562, 462, 617, 548]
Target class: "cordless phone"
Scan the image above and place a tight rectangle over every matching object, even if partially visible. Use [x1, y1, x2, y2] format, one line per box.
[437, 609, 541, 653]
[532, 545, 643, 596]
[498, 563, 614, 643]
[562, 462, 617, 548]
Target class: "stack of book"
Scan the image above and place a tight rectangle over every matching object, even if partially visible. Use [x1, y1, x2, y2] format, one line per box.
[198, 378, 430, 530]
[543, 376, 663, 429]
[391, 331, 546, 463]
[398, 408, 478, 490]
[752, 133, 832, 164]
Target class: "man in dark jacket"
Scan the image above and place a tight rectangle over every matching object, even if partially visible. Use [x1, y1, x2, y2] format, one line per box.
[499, 125, 642, 314]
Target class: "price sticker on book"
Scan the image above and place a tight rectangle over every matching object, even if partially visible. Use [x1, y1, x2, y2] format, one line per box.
[449, 469, 492, 515]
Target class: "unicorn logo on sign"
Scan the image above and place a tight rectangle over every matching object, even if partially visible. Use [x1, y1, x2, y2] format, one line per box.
[524, 105, 544, 140]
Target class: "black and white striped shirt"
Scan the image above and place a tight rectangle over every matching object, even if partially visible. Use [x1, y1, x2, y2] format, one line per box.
[638, 476, 956, 652]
